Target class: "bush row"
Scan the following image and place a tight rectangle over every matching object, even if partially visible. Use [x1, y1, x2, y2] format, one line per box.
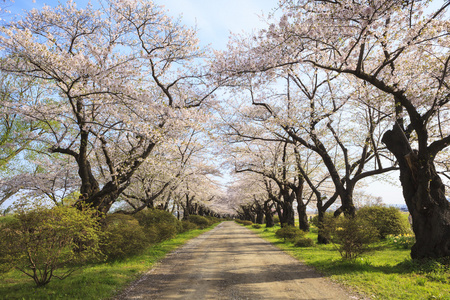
[0, 206, 220, 286]
[272, 206, 412, 258]
[234, 219, 253, 226]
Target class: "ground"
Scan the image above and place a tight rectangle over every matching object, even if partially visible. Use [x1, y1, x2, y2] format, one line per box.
[115, 221, 368, 299]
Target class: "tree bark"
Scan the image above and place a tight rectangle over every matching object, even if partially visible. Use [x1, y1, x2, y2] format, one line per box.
[297, 201, 309, 232]
[264, 200, 274, 227]
[316, 207, 330, 244]
[382, 124, 450, 259]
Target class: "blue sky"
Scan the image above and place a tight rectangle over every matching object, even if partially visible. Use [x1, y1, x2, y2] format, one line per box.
[7, 0, 277, 50]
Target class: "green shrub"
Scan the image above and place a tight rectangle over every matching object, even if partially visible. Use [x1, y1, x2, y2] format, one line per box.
[135, 209, 180, 243]
[0, 205, 102, 287]
[188, 215, 210, 229]
[275, 226, 305, 242]
[241, 220, 253, 226]
[100, 213, 148, 260]
[310, 212, 334, 227]
[311, 212, 334, 242]
[273, 215, 280, 224]
[294, 237, 315, 247]
[252, 224, 262, 229]
[181, 220, 198, 232]
[327, 216, 379, 260]
[205, 216, 220, 225]
[357, 206, 408, 239]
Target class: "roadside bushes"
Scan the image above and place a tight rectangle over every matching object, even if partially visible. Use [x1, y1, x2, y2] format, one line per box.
[235, 219, 253, 226]
[135, 209, 181, 243]
[99, 213, 149, 260]
[188, 215, 210, 229]
[0, 204, 219, 287]
[326, 215, 379, 259]
[294, 237, 315, 247]
[275, 226, 314, 247]
[0, 205, 102, 287]
[357, 206, 409, 239]
[276, 226, 304, 242]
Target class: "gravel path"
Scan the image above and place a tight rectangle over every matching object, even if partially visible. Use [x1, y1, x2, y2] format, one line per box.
[115, 221, 367, 300]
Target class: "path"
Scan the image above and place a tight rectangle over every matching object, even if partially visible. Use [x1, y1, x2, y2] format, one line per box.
[115, 221, 366, 300]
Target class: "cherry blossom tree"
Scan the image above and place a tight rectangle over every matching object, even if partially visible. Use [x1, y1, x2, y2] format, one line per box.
[267, 0, 450, 259]
[0, 0, 215, 214]
[214, 61, 396, 223]
[214, 0, 450, 258]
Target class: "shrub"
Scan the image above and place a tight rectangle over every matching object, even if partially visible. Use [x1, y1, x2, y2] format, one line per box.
[357, 206, 408, 239]
[294, 237, 315, 247]
[273, 215, 280, 224]
[188, 215, 210, 229]
[241, 220, 253, 226]
[135, 209, 181, 243]
[252, 224, 262, 229]
[0, 205, 102, 287]
[311, 212, 334, 243]
[100, 213, 149, 260]
[328, 216, 379, 260]
[275, 226, 305, 242]
[205, 216, 220, 225]
[181, 220, 198, 232]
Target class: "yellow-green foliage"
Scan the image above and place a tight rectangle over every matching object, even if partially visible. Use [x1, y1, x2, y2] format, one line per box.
[327, 216, 379, 259]
[275, 226, 305, 242]
[134, 209, 181, 243]
[188, 215, 210, 229]
[0, 205, 102, 286]
[99, 213, 149, 260]
[357, 206, 409, 239]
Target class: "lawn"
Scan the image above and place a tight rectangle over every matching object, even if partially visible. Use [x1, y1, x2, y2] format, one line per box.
[0, 225, 219, 300]
[248, 223, 449, 300]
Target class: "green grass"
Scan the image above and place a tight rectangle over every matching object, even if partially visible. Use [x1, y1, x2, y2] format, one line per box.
[0, 224, 219, 300]
[247, 223, 450, 300]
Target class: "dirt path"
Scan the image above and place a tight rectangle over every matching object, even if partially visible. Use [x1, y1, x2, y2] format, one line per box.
[115, 221, 366, 300]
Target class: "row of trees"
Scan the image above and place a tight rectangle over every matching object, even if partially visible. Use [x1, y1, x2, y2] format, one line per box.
[0, 0, 229, 218]
[213, 0, 450, 259]
[0, 0, 449, 260]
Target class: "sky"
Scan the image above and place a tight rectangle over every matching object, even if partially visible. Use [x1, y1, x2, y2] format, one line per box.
[3, 0, 408, 206]
[7, 0, 277, 50]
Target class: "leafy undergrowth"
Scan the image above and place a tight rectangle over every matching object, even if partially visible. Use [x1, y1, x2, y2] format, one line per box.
[0, 224, 219, 300]
[246, 223, 450, 300]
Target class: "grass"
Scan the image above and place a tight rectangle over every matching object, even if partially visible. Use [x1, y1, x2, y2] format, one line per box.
[0, 224, 219, 300]
[246, 222, 450, 300]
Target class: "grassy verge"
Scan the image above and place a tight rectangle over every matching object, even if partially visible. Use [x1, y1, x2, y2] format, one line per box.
[245, 223, 449, 300]
[0, 224, 219, 300]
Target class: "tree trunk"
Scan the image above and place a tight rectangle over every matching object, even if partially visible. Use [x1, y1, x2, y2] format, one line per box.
[316, 207, 330, 244]
[264, 201, 274, 228]
[383, 125, 450, 259]
[297, 201, 309, 232]
[281, 199, 295, 227]
[254, 201, 265, 224]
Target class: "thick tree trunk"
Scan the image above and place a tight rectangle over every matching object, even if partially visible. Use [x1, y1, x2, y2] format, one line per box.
[383, 125, 450, 259]
[264, 201, 274, 228]
[275, 203, 283, 224]
[281, 200, 295, 227]
[255, 210, 264, 224]
[297, 200, 309, 232]
[316, 208, 330, 244]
